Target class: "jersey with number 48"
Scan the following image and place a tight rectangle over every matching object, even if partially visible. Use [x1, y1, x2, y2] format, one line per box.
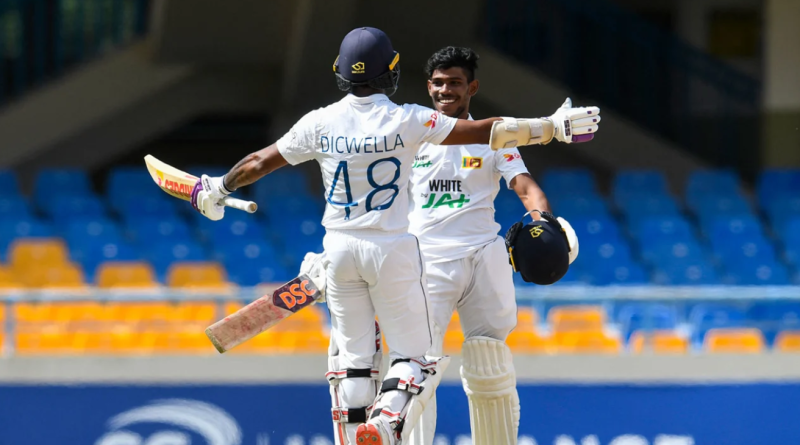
[408, 116, 529, 263]
[277, 94, 457, 232]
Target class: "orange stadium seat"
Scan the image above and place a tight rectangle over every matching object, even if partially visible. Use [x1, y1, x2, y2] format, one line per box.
[704, 328, 765, 354]
[516, 307, 539, 329]
[630, 330, 689, 354]
[443, 311, 465, 354]
[167, 262, 229, 289]
[549, 305, 606, 335]
[18, 263, 85, 288]
[96, 262, 158, 288]
[774, 331, 800, 352]
[0, 265, 22, 287]
[554, 331, 621, 354]
[506, 330, 554, 354]
[8, 239, 69, 271]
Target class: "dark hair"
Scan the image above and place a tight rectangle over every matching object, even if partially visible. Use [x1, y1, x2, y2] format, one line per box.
[425, 46, 479, 82]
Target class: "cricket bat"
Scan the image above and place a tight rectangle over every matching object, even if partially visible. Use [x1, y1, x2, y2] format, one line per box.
[205, 274, 325, 353]
[144, 154, 257, 213]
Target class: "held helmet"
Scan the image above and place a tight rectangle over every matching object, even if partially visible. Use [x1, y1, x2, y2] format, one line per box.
[504, 210, 571, 285]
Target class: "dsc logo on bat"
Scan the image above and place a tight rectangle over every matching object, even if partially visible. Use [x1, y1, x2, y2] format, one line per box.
[274, 276, 319, 312]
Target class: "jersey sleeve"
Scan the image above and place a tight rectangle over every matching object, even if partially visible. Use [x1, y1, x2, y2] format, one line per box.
[493, 148, 530, 188]
[276, 110, 319, 165]
[404, 104, 458, 146]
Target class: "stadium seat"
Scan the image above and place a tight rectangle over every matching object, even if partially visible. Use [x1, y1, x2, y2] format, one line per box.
[34, 169, 92, 199]
[747, 302, 800, 344]
[566, 216, 623, 242]
[505, 330, 554, 354]
[724, 261, 791, 286]
[632, 216, 695, 242]
[686, 170, 741, 196]
[618, 195, 680, 225]
[68, 240, 141, 282]
[126, 218, 192, 244]
[576, 239, 633, 264]
[263, 196, 325, 222]
[774, 331, 800, 353]
[117, 196, 178, 220]
[95, 262, 158, 288]
[688, 195, 753, 222]
[213, 239, 279, 266]
[689, 304, 747, 345]
[704, 328, 765, 354]
[585, 262, 649, 286]
[227, 263, 292, 286]
[145, 240, 207, 281]
[763, 197, 800, 232]
[553, 331, 621, 354]
[629, 330, 688, 354]
[0, 197, 30, 218]
[613, 170, 669, 197]
[640, 239, 706, 267]
[548, 305, 606, 335]
[443, 311, 465, 354]
[616, 303, 678, 340]
[712, 238, 778, 267]
[706, 215, 766, 241]
[65, 219, 123, 245]
[18, 263, 86, 288]
[541, 169, 597, 195]
[653, 261, 720, 285]
[0, 170, 20, 195]
[757, 169, 800, 205]
[549, 196, 611, 218]
[252, 168, 313, 198]
[0, 220, 54, 261]
[8, 238, 70, 270]
[46, 195, 107, 222]
[167, 262, 229, 288]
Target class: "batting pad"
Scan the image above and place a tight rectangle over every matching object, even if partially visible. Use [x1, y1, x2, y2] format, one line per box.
[460, 337, 520, 445]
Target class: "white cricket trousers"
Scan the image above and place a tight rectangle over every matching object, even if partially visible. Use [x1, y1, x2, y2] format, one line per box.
[324, 228, 433, 368]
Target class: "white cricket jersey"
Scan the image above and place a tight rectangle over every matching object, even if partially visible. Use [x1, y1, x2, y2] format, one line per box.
[408, 116, 530, 263]
[276, 93, 457, 232]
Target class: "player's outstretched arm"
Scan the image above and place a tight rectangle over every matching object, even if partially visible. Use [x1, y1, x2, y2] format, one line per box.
[442, 98, 600, 149]
[222, 144, 289, 192]
[510, 173, 552, 215]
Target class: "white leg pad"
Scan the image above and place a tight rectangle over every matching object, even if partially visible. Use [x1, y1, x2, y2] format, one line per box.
[398, 356, 450, 442]
[406, 323, 444, 445]
[461, 337, 520, 445]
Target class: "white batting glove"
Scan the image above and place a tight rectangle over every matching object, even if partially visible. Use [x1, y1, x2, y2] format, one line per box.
[299, 251, 328, 301]
[546, 98, 601, 144]
[557, 216, 579, 264]
[190, 175, 230, 221]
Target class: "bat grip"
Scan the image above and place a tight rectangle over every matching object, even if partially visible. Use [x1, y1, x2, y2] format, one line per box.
[221, 196, 258, 213]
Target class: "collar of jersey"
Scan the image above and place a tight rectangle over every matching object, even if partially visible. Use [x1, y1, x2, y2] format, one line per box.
[344, 93, 389, 103]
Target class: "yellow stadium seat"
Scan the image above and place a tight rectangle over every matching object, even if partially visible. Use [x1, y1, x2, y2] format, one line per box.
[516, 307, 538, 331]
[167, 262, 229, 288]
[554, 331, 621, 354]
[19, 263, 85, 288]
[96, 262, 158, 288]
[176, 331, 216, 353]
[241, 329, 280, 353]
[0, 265, 22, 287]
[775, 331, 800, 352]
[704, 328, 765, 354]
[15, 326, 72, 354]
[225, 301, 244, 315]
[8, 239, 69, 271]
[630, 330, 688, 354]
[71, 331, 108, 352]
[174, 302, 218, 323]
[506, 330, 554, 354]
[15, 303, 57, 324]
[549, 305, 606, 335]
[442, 311, 464, 354]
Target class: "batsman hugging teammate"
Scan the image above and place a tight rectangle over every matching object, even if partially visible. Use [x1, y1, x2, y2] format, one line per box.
[190, 27, 599, 445]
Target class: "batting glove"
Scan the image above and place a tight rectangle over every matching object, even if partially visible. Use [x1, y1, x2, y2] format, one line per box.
[546, 97, 601, 144]
[299, 251, 329, 302]
[190, 175, 231, 221]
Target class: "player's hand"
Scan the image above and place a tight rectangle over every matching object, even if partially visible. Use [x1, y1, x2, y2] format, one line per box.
[557, 216, 579, 264]
[190, 175, 230, 221]
[547, 98, 601, 144]
[299, 251, 328, 301]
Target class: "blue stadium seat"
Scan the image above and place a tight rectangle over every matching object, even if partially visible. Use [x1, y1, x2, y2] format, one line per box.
[686, 170, 741, 196]
[577, 239, 633, 265]
[632, 216, 695, 242]
[252, 168, 313, 198]
[46, 195, 107, 222]
[653, 261, 720, 285]
[783, 238, 800, 266]
[106, 167, 159, 199]
[0, 170, 20, 195]
[705, 215, 765, 241]
[227, 263, 293, 286]
[0, 219, 54, 261]
[69, 240, 141, 281]
[582, 262, 649, 286]
[65, 219, 122, 245]
[778, 218, 800, 245]
[0, 197, 31, 218]
[213, 239, 279, 266]
[209, 218, 266, 243]
[712, 238, 778, 266]
[640, 239, 706, 267]
[757, 169, 800, 205]
[618, 195, 680, 224]
[724, 261, 791, 286]
[748, 301, 800, 344]
[262, 195, 324, 222]
[613, 170, 669, 196]
[125, 218, 192, 244]
[549, 196, 610, 218]
[688, 195, 753, 223]
[762, 196, 800, 232]
[34, 169, 92, 205]
[117, 195, 178, 220]
[617, 303, 678, 340]
[567, 216, 623, 242]
[540, 169, 597, 195]
[145, 240, 206, 281]
[689, 303, 747, 345]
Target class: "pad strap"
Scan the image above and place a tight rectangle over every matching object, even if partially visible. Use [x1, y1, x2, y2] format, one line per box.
[326, 367, 379, 382]
[332, 405, 371, 424]
[380, 377, 424, 395]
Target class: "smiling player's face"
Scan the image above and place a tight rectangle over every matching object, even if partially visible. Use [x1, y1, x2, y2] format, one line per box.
[427, 67, 479, 120]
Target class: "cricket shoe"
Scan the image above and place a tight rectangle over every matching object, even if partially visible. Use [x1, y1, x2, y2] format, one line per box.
[355, 421, 392, 445]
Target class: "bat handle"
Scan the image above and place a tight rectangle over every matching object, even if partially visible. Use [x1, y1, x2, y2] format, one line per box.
[221, 196, 258, 213]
